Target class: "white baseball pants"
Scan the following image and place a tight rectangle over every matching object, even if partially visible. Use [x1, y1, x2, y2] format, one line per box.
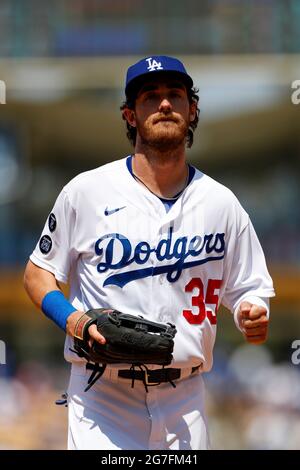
[67, 363, 210, 450]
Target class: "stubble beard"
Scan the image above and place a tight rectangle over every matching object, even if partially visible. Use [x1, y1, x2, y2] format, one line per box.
[136, 115, 189, 153]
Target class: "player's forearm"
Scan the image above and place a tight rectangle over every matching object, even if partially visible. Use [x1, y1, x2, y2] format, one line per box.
[23, 259, 61, 308]
[24, 259, 79, 331]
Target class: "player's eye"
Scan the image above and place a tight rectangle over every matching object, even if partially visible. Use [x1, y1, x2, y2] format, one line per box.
[143, 92, 157, 100]
[169, 90, 183, 98]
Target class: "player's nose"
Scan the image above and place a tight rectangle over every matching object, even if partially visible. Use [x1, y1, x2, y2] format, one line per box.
[159, 98, 172, 113]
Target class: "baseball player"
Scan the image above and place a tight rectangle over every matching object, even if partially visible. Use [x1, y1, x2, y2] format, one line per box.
[24, 56, 275, 450]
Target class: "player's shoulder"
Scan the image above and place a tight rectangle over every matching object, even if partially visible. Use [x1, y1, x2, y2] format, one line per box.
[193, 169, 249, 231]
[62, 157, 127, 194]
[193, 168, 242, 205]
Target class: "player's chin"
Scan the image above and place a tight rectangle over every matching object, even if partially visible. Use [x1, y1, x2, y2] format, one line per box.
[154, 128, 186, 144]
[245, 334, 268, 345]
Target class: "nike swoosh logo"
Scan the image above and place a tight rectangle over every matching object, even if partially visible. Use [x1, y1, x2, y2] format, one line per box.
[104, 206, 126, 216]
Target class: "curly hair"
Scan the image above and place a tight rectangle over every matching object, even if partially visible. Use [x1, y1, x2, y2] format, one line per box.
[120, 86, 200, 148]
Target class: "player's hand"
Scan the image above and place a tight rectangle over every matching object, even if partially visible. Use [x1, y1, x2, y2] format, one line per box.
[237, 301, 269, 345]
[66, 310, 106, 346]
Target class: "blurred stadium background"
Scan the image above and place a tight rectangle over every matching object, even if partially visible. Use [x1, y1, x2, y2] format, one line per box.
[0, 0, 300, 450]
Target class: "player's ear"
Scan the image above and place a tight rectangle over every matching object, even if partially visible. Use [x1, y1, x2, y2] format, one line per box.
[122, 107, 137, 127]
[189, 101, 197, 122]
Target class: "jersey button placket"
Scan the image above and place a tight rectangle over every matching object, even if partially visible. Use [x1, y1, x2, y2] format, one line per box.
[154, 228, 171, 324]
[151, 229, 161, 323]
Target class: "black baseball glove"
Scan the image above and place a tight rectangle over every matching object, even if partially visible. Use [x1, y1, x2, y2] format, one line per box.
[72, 308, 177, 391]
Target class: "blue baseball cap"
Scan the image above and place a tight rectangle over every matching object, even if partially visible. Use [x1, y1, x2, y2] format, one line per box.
[125, 55, 193, 98]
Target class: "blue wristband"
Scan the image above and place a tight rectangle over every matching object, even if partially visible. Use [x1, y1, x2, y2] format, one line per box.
[41, 290, 77, 332]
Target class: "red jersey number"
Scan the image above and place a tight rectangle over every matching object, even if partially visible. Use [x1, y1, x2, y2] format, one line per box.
[183, 278, 222, 325]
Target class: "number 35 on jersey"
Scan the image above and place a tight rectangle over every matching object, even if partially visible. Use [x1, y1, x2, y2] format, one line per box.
[183, 278, 222, 325]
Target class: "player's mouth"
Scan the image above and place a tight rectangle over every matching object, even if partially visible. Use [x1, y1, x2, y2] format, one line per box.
[154, 117, 178, 124]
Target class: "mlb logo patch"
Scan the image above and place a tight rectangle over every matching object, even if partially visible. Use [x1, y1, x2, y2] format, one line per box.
[39, 235, 52, 254]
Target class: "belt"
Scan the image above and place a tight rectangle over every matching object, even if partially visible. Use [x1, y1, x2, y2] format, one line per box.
[85, 363, 201, 393]
[118, 365, 200, 385]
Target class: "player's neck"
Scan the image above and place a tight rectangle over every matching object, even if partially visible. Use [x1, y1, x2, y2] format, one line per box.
[132, 150, 189, 199]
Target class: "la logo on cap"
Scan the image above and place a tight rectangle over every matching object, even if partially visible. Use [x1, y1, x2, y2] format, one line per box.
[146, 57, 164, 72]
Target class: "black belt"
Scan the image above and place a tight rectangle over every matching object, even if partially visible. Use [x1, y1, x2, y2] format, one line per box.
[85, 364, 201, 393]
[118, 365, 200, 385]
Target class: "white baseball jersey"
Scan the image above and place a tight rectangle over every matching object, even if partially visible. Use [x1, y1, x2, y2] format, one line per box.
[30, 156, 275, 372]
